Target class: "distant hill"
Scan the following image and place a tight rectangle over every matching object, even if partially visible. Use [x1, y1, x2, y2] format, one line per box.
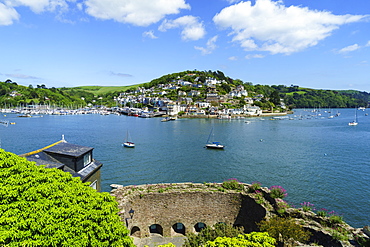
[67, 85, 145, 95]
[1, 70, 369, 109]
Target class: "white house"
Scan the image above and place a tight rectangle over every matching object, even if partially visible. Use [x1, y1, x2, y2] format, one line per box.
[244, 97, 254, 104]
[188, 90, 200, 97]
[179, 80, 192, 86]
[244, 106, 262, 116]
[158, 91, 168, 95]
[205, 78, 221, 85]
[167, 103, 186, 116]
[196, 102, 211, 108]
[178, 91, 187, 96]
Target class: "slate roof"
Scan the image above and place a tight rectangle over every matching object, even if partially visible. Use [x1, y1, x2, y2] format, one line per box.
[44, 142, 93, 157]
[77, 160, 103, 181]
[25, 151, 64, 169]
[20, 139, 102, 182]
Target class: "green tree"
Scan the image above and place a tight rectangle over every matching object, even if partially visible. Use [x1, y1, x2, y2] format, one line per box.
[258, 216, 311, 244]
[184, 223, 244, 247]
[0, 149, 134, 247]
[269, 90, 280, 105]
[205, 232, 276, 247]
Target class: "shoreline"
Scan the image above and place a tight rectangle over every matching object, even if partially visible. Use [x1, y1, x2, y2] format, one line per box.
[176, 111, 293, 119]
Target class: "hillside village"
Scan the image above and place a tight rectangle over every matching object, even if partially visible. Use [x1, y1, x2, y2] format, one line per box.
[2, 70, 369, 116]
[115, 72, 286, 117]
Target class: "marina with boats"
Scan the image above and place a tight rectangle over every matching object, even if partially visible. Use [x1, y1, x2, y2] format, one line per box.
[0, 108, 368, 228]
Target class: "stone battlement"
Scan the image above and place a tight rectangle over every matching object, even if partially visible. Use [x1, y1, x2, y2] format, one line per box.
[111, 182, 273, 238]
[111, 182, 369, 247]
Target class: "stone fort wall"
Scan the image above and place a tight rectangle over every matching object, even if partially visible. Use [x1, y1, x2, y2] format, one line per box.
[111, 183, 270, 238]
[111, 182, 369, 247]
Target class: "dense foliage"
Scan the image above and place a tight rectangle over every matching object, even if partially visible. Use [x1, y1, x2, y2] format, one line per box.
[258, 216, 311, 244]
[282, 87, 369, 108]
[2, 70, 370, 109]
[0, 149, 134, 247]
[0, 80, 91, 108]
[184, 223, 244, 247]
[221, 178, 244, 191]
[204, 232, 276, 247]
[142, 70, 233, 89]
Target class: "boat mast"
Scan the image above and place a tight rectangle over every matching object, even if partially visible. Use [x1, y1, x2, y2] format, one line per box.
[206, 127, 213, 144]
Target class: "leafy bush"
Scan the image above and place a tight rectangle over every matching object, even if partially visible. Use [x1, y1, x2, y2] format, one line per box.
[258, 216, 311, 244]
[184, 223, 244, 247]
[276, 199, 290, 215]
[157, 244, 176, 247]
[0, 149, 134, 247]
[330, 227, 350, 241]
[248, 182, 261, 193]
[204, 232, 276, 247]
[269, 185, 287, 199]
[222, 178, 244, 191]
[316, 208, 328, 217]
[253, 190, 264, 204]
[301, 202, 314, 212]
[329, 215, 343, 225]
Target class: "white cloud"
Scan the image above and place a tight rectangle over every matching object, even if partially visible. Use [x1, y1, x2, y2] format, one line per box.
[195, 35, 218, 55]
[0, 0, 75, 25]
[159, 15, 206, 41]
[245, 54, 264, 59]
[110, 71, 133, 77]
[225, 0, 241, 3]
[338, 44, 360, 53]
[366, 41, 370, 47]
[143, 30, 158, 39]
[84, 0, 190, 27]
[0, 3, 19, 25]
[213, 0, 368, 55]
[228, 56, 238, 61]
[7, 0, 70, 14]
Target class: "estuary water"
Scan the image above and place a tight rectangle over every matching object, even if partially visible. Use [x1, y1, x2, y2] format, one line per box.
[0, 108, 369, 228]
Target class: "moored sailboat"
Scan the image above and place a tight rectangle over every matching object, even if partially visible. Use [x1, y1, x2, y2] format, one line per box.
[348, 109, 358, 126]
[122, 130, 135, 148]
[205, 127, 224, 149]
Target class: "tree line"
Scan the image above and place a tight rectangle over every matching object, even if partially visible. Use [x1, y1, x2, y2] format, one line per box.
[1, 72, 369, 109]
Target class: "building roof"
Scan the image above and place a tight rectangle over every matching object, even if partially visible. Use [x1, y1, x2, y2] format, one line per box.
[24, 151, 64, 169]
[20, 138, 94, 158]
[44, 142, 93, 157]
[19, 138, 102, 182]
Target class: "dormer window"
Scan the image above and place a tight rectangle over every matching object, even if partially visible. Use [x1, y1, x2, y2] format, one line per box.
[83, 153, 91, 167]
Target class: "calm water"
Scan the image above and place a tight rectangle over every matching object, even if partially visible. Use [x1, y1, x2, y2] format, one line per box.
[0, 108, 369, 228]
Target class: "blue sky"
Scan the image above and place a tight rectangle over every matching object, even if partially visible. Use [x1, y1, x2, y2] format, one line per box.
[1, 0, 370, 92]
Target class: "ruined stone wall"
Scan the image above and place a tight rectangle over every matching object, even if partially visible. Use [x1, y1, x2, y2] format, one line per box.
[112, 183, 268, 238]
[111, 183, 369, 246]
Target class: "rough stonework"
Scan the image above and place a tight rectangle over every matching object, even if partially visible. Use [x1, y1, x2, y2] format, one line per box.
[110, 183, 369, 247]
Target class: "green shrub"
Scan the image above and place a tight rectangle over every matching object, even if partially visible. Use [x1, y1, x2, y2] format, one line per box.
[248, 182, 261, 193]
[205, 232, 276, 247]
[258, 216, 311, 244]
[218, 187, 226, 192]
[222, 178, 244, 190]
[316, 210, 328, 217]
[269, 185, 287, 199]
[276, 199, 290, 215]
[329, 215, 343, 225]
[254, 190, 264, 204]
[301, 202, 314, 212]
[0, 149, 134, 247]
[184, 223, 244, 247]
[330, 227, 350, 241]
[157, 243, 176, 247]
